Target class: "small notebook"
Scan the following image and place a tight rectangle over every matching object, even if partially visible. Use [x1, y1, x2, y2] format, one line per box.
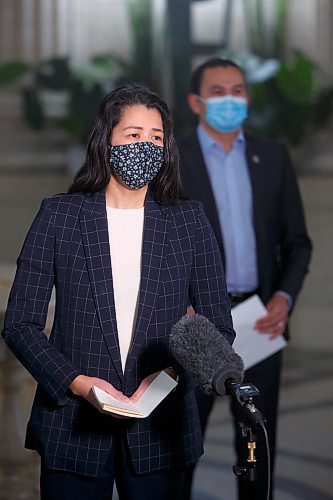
[91, 370, 177, 418]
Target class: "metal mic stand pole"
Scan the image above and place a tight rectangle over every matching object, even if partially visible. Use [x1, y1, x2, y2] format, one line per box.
[227, 382, 266, 500]
[233, 418, 258, 499]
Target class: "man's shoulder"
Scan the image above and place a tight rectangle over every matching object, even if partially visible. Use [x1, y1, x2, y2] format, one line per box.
[178, 130, 288, 151]
[245, 132, 288, 154]
[177, 131, 198, 150]
[177, 132, 203, 171]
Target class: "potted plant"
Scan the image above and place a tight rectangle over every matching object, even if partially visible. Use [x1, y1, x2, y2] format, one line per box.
[214, 0, 333, 169]
[216, 50, 333, 147]
[0, 53, 152, 174]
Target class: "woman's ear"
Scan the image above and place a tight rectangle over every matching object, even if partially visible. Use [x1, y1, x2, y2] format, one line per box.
[187, 94, 203, 115]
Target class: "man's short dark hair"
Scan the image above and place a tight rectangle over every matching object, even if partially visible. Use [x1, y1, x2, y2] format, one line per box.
[190, 57, 246, 95]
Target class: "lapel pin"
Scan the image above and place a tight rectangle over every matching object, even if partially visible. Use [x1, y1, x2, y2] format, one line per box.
[252, 155, 260, 164]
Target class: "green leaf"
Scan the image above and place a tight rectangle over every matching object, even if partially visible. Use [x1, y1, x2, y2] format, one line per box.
[0, 61, 30, 87]
[72, 57, 119, 89]
[276, 55, 314, 104]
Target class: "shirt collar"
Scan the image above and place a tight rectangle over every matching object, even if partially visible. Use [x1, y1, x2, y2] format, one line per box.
[197, 124, 246, 155]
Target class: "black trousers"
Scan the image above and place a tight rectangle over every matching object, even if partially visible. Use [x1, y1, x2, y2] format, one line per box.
[40, 432, 186, 500]
[184, 351, 282, 500]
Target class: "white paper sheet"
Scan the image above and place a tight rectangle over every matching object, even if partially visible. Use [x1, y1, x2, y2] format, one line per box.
[91, 370, 177, 418]
[231, 295, 287, 370]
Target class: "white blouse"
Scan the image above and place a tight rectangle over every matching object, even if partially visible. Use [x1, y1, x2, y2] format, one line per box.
[107, 206, 144, 371]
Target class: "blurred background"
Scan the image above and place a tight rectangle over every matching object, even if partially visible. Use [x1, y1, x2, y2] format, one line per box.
[0, 1, 332, 499]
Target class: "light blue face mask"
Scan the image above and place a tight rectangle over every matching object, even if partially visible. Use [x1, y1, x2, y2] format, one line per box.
[203, 95, 248, 133]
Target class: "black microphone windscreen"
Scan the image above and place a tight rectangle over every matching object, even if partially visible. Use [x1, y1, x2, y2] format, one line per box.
[169, 314, 244, 395]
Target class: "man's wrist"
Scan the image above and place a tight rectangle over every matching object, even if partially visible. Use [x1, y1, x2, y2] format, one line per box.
[274, 290, 293, 310]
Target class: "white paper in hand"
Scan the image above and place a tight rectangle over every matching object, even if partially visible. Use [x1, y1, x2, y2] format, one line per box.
[231, 295, 287, 370]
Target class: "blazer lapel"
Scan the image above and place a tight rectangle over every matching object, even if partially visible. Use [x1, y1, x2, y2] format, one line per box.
[79, 191, 123, 380]
[186, 133, 225, 256]
[245, 134, 266, 290]
[245, 134, 265, 228]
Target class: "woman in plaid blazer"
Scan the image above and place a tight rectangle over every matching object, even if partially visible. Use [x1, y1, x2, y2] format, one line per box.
[2, 85, 235, 499]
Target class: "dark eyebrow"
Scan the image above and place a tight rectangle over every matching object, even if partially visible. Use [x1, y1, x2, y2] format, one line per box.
[208, 85, 224, 92]
[208, 83, 245, 92]
[123, 126, 142, 131]
[123, 125, 164, 133]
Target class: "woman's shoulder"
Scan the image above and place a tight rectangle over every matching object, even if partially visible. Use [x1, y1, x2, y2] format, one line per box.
[41, 191, 87, 212]
[33, 192, 89, 227]
[167, 198, 204, 218]
[165, 199, 207, 231]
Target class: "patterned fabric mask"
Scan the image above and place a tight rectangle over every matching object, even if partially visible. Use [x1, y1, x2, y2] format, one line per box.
[109, 141, 164, 190]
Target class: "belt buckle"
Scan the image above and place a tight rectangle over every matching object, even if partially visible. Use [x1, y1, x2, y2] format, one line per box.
[230, 291, 245, 299]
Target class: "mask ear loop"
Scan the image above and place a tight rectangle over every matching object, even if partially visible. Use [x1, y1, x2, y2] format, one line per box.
[194, 95, 205, 118]
[108, 145, 113, 166]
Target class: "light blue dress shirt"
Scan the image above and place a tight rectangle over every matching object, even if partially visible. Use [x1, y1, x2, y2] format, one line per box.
[197, 125, 258, 293]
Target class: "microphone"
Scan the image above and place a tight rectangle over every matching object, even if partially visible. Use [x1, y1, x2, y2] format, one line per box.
[169, 314, 265, 427]
[169, 313, 244, 396]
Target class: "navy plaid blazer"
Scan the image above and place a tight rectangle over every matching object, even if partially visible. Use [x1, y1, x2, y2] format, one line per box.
[2, 189, 234, 477]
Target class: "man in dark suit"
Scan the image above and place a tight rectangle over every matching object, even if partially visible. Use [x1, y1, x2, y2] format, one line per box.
[178, 57, 312, 499]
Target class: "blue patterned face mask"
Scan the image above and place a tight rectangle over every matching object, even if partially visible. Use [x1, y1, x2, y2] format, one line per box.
[109, 141, 164, 190]
[204, 95, 248, 133]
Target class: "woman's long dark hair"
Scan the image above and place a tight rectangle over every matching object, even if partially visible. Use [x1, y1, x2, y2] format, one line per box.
[68, 84, 182, 204]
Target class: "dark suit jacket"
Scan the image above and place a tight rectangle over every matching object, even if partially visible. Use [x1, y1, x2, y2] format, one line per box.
[2, 190, 234, 477]
[178, 132, 312, 306]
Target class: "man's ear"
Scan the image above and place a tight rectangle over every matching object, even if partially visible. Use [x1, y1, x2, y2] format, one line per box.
[187, 93, 202, 115]
[245, 89, 250, 108]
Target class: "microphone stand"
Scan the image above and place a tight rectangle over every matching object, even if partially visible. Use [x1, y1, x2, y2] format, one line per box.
[226, 382, 266, 500]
